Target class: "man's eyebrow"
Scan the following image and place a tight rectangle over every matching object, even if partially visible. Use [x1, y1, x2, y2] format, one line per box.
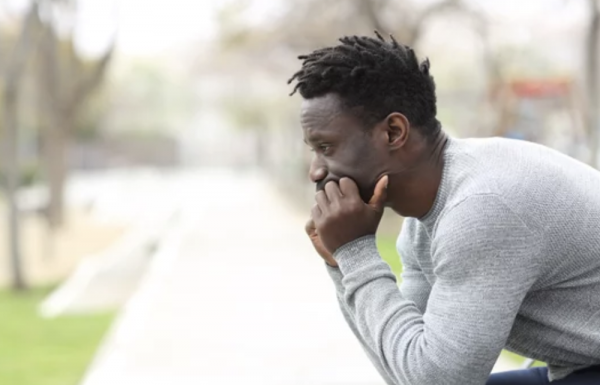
[304, 134, 321, 144]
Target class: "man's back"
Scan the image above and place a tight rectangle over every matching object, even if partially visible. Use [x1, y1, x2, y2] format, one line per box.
[399, 137, 600, 380]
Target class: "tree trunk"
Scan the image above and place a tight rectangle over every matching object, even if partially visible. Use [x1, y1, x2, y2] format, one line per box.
[43, 119, 69, 228]
[2, 87, 26, 291]
[1, 2, 41, 291]
[586, 0, 600, 168]
[36, 19, 114, 228]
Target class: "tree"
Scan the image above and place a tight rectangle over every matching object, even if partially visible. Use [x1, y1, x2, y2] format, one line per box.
[36, 1, 115, 227]
[0, 1, 42, 291]
[218, 0, 488, 59]
[214, 0, 493, 178]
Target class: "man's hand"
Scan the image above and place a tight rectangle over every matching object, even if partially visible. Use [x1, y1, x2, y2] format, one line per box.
[305, 219, 338, 267]
[312, 176, 388, 254]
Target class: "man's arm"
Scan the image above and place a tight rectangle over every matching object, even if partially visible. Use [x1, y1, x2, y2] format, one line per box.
[398, 261, 431, 314]
[326, 265, 396, 385]
[324, 218, 429, 385]
[306, 212, 396, 384]
[333, 195, 542, 385]
[396, 219, 431, 314]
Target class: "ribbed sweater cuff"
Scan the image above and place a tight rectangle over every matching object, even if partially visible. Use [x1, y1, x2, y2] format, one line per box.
[325, 263, 344, 292]
[325, 263, 343, 279]
[333, 235, 381, 276]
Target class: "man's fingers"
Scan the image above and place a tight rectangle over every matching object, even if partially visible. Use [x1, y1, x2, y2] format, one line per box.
[368, 175, 389, 210]
[324, 180, 342, 201]
[311, 203, 322, 220]
[315, 190, 328, 209]
[339, 177, 360, 198]
[305, 218, 316, 236]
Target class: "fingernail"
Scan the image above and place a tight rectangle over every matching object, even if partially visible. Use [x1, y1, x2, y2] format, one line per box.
[384, 175, 389, 188]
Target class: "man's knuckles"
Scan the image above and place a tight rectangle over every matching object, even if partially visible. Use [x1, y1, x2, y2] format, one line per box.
[327, 199, 362, 217]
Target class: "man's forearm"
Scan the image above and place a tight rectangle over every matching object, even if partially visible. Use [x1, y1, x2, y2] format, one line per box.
[332, 231, 535, 385]
[326, 265, 397, 385]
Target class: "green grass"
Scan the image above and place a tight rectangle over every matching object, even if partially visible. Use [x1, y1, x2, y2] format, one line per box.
[0, 287, 114, 385]
[501, 350, 546, 368]
[377, 235, 403, 277]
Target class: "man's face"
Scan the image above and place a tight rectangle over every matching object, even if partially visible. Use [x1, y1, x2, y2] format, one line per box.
[301, 94, 388, 202]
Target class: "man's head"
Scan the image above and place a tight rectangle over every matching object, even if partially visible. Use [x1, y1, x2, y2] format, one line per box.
[289, 32, 442, 203]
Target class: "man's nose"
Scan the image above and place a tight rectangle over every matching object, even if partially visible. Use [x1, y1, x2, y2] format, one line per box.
[309, 163, 327, 183]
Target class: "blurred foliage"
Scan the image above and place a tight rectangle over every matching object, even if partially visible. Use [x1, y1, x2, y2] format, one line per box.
[105, 61, 195, 135]
[212, 0, 496, 137]
[0, 287, 114, 385]
[0, 19, 109, 143]
[73, 88, 109, 142]
[18, 162, 40, 187]
[221, 96, 278, 132]
[0, 163, 41, 189]
[217, 0, 489, 59]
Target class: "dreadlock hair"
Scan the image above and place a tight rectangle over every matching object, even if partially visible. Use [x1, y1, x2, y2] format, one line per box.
[288, 31, 441, 140]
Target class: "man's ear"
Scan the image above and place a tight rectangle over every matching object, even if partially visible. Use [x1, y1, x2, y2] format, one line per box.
[385, 112, 410, 150]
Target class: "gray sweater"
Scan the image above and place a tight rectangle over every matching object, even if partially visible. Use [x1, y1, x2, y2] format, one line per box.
[328, 136, 600, 385]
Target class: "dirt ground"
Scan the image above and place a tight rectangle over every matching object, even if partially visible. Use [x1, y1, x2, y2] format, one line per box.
[0, 206, 127, 288]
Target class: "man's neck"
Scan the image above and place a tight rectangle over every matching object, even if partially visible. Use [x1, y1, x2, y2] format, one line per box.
[388, 131, 448, 218]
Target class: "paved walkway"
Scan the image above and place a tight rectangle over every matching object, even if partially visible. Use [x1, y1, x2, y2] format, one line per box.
[82, 170, 384, 385]
[81, 169, 515, 385]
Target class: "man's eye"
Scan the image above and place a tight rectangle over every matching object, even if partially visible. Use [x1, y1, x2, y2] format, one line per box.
[308, 144, 332, 154]
[319, 144, 332, 153]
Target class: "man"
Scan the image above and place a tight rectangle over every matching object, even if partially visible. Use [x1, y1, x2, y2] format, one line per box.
[288, 32, 600, 385]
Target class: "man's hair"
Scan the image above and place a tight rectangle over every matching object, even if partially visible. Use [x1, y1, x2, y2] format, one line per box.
[288, 32, 440, 139]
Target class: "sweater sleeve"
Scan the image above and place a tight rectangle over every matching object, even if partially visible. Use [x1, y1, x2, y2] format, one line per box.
[325, 264, 396, 385]
[332, 195, 542, 385]
[397, 221, 431, 314]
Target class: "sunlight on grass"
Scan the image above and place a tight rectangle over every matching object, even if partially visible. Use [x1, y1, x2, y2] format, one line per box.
[0, 287, 114, 385]
[501, 350, 546, 368]
[377, 235, 402, 278]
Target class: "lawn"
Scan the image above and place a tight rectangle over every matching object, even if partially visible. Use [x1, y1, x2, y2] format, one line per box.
[0, 287, 114, 385]
[375, 235, 541, 369]
[376, 235, 403, 277]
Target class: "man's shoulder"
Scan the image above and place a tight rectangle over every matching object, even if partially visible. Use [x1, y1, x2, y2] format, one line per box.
[447, 136, 600, 227]
[433, 193, 541, 254]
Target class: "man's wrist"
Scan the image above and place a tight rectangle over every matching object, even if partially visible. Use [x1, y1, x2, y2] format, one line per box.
[333, 235, 377, 258]
[333, 235, 379, 273]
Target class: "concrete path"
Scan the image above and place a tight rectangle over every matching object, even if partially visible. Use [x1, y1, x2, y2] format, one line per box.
[82, 170, 384, 385]
[81, 169, 515, 385]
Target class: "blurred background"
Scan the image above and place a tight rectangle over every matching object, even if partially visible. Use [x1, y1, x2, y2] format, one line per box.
[0, 0, 598, 384]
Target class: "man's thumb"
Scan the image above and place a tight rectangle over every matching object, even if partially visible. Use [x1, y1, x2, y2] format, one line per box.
[368, 175, 388, 211]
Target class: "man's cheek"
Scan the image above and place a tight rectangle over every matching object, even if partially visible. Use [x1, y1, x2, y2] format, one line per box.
[355, 174, 379, 203]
